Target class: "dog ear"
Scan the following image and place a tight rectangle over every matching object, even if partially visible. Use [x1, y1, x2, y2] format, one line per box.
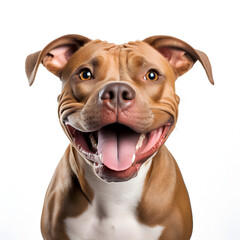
[143, 36, 214, 84]
[25, 34, 91, 86]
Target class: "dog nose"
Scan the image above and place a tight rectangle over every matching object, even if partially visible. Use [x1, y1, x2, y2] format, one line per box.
[99, 82, 135, 109]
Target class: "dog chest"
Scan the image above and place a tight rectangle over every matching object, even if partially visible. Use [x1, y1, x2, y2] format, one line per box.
[65, 207, 163, 240]
[64, 158, 163, 240]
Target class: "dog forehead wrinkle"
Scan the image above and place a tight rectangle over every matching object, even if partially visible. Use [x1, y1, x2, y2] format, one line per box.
[89, 55, 104, 68]
[128, 54, 149, 69]
[120, 43, 154, 68]
[78, 40, 117, 58]
[90, 45, 120, 66]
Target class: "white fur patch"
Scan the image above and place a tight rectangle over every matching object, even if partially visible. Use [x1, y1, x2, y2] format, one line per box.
[65, 158, 163, 240]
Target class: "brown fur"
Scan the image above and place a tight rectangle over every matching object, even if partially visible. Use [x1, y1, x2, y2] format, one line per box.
[25, 34, 213, 240]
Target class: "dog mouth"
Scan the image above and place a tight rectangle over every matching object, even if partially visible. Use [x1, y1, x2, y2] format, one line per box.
[65, 122, 172, 180]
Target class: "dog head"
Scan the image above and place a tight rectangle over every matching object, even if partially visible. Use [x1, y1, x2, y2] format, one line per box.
[26, 34, 213, 182]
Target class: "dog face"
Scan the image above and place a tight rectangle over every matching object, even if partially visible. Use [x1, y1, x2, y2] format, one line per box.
[26, 35, 213, 182]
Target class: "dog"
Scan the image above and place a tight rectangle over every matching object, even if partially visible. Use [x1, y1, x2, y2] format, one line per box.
[25, 34, 214, 240]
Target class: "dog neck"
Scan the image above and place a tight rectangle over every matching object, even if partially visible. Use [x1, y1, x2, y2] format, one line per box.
[73, 146, 153, 215]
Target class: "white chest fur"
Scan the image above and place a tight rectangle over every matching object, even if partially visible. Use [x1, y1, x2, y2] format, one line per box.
[65, 158, 163, 240]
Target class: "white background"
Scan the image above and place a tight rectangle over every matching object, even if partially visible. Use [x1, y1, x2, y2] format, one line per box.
[1, 0, 239, 239]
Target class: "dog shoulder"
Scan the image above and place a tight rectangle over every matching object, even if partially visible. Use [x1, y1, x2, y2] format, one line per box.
[137, 146, 192, 239]
[41, 145, 90, 240]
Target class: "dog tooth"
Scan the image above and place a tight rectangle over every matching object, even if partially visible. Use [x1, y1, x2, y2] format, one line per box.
[89, 133, 97, 148]
[131, 154, 135, 164]
[136, 134, 146, 150]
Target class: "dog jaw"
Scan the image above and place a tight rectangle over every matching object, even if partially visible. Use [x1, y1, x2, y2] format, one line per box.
[65, 121, 173, 182]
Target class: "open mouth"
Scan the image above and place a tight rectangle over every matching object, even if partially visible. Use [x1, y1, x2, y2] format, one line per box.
[65, 122, 172, 180]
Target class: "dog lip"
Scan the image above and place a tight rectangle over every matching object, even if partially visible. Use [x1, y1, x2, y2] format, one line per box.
[135, 122, 172, 158]
[94, 164, 140, 182]
[64, 121, 173, 181]
[64, 121, 173, 154]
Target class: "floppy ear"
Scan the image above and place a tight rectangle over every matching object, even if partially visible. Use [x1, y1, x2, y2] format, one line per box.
[25, 34, 91, 86]
[143, 36, 214, 84]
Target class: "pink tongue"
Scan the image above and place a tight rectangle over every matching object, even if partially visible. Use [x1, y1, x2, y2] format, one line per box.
[98, 125, 141, 171]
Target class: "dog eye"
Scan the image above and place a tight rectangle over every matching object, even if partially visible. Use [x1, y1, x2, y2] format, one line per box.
[145, 70, 159, 81]
[79, 69, 93, 81]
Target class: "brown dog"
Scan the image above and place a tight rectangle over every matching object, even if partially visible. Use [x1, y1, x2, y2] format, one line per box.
[26, 34, 213, 240]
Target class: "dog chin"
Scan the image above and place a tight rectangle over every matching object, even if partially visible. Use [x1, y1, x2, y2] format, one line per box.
[92, 163, 141, 182]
